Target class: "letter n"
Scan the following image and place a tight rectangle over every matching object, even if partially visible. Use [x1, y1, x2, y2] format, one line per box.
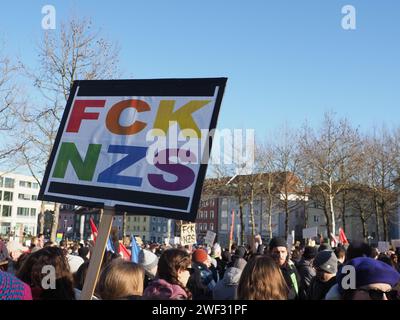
[52, 142, 101, 181]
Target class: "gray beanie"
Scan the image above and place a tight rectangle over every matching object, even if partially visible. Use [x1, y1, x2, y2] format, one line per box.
[138, 249, 158, 275]
[313, 250, 338, 274]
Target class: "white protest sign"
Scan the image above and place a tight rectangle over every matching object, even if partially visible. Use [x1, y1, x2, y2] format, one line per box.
[204, 230, 216, 246]
[391, 239, 400, 249]
[174, 237, 180, 245]
[287, 234, 294, 253]
[38, 78, 227, 221]
[302, 227, 318, 239]
[378, 241, 390, 253]
[180, 223, 196, 246]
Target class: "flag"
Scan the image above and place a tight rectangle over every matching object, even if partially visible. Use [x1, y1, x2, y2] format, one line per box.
[330, 233, 338, 247]
[339, 228, 349, 244]
[229, 209, 235, 242]
[89, 217, 98, 242]
[119, 242, 131, 261]
[106, 236, 116, 253]
[130, 236, 140, 263]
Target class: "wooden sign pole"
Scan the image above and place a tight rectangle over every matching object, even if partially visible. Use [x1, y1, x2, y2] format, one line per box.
[80, 206, 115, 300]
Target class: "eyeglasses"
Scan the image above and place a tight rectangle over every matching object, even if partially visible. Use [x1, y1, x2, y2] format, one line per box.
[357, 288, 398, 300]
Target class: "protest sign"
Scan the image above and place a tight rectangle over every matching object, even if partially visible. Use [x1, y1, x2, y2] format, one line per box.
[180, 223, 196, 246]
[204, 230, 216, 246]
[378, 241, 390, 253]
[302, 227, 318, 239]
[38, 78, 227, 222]
[391, 239, 400, 249]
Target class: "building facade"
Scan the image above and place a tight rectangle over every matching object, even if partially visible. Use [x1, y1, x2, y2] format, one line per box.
[0, 172, 42, 239]
[196, 197, 219, 243]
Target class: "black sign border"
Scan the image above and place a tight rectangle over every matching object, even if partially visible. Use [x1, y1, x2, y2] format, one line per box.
[38, 78, 227, 222]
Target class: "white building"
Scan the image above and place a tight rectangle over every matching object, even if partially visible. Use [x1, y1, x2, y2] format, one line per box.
[0, 172, 43, 238]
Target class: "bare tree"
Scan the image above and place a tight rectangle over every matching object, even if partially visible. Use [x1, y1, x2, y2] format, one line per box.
[299, 113, 361, 236]
[14, 18, 120, 241]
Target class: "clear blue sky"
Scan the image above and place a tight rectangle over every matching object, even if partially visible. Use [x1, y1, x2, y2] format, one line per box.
[1, 0, 400, 139]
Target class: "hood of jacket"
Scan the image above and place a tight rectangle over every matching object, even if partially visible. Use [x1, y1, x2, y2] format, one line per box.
[143, 278, 188, 300]
[222, 267, 242, 286]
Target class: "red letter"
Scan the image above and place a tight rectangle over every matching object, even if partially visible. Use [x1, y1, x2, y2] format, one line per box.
[66, 100, 106, 133]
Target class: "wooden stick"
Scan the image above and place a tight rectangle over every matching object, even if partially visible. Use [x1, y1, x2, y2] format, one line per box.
[80, 206, 114, 300]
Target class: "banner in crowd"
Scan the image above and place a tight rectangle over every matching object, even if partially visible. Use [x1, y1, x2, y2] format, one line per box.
[204, 230, 217, 246]
[302, 227, 317, 239]
[38, 78, 227, 221]
[391, 239, 400, 249]
[180, 223, 196, 246]
[378, 241, 390, 253]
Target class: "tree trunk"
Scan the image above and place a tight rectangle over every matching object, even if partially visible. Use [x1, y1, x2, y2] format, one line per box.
[267, 193, 273, 240]
[341, 191, 346, 232]
[374, 195, 381, 241]
[249, 189, 255, 238]
[382, 209, 388, 241]
[360, 210, 367, 241]
[239, 200, 245, 245]
[284, 199, 289, 238]
[329, 194, 335, 236]
[39, 201, 45, 234]
[323, 202, 331, 240]
[303, 199, 308, 229]
[123, 212, 127, 237]
[50, 202, 60, 242]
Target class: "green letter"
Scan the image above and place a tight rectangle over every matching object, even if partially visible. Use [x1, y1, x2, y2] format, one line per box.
[52, 142, 101, 181]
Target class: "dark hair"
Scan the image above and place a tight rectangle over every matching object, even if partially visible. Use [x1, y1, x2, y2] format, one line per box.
[59, 240, 66, 247]
[78, 247, 90, 262]
[334, 247, 346, 260]
[157, 249, 192, 298]
[377, 254, 392, 267]
[74, 261, 89, 290]
[346, 241, 371, 262]
[16, 247, 75, 300]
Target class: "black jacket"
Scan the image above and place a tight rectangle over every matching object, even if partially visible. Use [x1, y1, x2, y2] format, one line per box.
[280, 261, 301, 300]
[307, 276, 337, 300]
[297, 258, 316, 300]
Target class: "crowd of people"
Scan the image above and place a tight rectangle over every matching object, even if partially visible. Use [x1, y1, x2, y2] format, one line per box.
[1, 233, 400, 300]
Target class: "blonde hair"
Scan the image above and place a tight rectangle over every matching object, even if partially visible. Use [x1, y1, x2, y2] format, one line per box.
[97, 260, 145, 299]
[238, 255, 288, 300]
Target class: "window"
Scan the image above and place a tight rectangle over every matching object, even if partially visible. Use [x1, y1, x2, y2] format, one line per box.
[203, 223, 207, 230]
[205, 212, 208, 219]
[18, 194, 31, 200]
[152, 227, 156, 232]
[31, 195, 38, 201]
[4, 178, 15, 188]
[32, 183, 39, 189]
[210, 223, 214, 231]
[0, 191, 2, 200]
[17, 207, 30, 216]
[221, 223, 228, 231]
[313, 216, 319, 223]
[2, 205, 12, 217]
[30, 208, 36, 217]
[0, 177, 3, 187]
[210, 210, 214, 219]
[163, 226, 167, 232]
[134, 217, 137, 222]
[3, 191, 13, 201]
[144, 217, 147, 222]
[157, 226, 161, 232]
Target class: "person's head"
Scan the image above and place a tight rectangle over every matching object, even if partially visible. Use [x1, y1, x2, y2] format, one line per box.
[221, 249, 231, 263]
[211, 243, 222, 259]
[378, 254, 392, 267]
[390, 253, 398, 266]
[346, 241, 371, 262]
[97, 260, 144, 299]
[192, 249, 211, 268]
[78, 247, 90, 261]
[72, 244, 79, 253]
[334, 246, 346, 264]
[138, 249, 159, 278]
[302, 246, 318, 261]
[59, 240, 66, 249]
[16, 246, 75, 300]
[30, 237, 38, 247]
[73, 261, 89, 290]
[237, 255, 288, 300]
[269, 238, 288, 267]
[157, 249, 192, 291]
[338, 257, 400, 300]
[7, 240, 26, 262]
[44, 241, 56, 248]
[369, 246, 379, 259]
[235, 246, 247, 259]
[313, 250, 338, 282]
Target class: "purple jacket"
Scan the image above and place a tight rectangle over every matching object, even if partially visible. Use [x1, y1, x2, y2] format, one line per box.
[0, 271, 32, 300]
[143, 278, 188, 300]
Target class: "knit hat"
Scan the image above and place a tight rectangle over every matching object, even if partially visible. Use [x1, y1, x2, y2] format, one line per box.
[138, 249, 159, 274]
[313, 250, 338, 274]
[235, 246, 246, 258]
[192, 249, 208, 264]
[269, 237, 287, 250]
[303, 246, 318, 260]
[233, 257, 247, 271]
[337, 257, 400, 294]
